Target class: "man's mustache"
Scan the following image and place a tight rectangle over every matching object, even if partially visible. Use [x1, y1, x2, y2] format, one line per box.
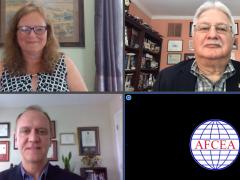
[204, 40, 222, 46]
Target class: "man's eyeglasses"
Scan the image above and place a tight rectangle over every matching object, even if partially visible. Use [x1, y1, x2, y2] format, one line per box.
[17, 26, 47, 35]
[194, 23, 232, 34]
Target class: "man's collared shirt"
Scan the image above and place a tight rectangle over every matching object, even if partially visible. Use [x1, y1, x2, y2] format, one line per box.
[190, 60, 235, 92]
[20, 162, 49, 180]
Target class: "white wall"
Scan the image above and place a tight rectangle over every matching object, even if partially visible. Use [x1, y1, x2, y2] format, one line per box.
[0, 95, 122, 180]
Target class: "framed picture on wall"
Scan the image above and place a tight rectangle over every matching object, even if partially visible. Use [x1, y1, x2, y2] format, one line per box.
[168, 40, 183, 52]
[77, 127, 100, 155]
[0, 0, 85, 47]
[234, 23, 238, 35]
[189, 40, 194, 50]
[60, 133, 76, 145]
[0, 122, 10, 138]
[189, 22, 193, 37]
[47, 140, 58, 161]
[167, 53, 182, 65]
[14, 134, 18, 150]
[0, 141, 9, 161]
[50, 121, 56, 139]
[233, 38, 238, 50]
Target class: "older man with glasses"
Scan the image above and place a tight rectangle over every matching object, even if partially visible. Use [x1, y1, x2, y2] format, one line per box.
[153, 0, 240, 92]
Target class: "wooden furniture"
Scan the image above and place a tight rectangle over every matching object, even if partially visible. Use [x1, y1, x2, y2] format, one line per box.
[125, 13, 163, 91]
[80, 167, 107, 180]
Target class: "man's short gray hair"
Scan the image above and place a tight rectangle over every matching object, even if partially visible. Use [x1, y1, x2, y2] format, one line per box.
[192, 1, 235, 36]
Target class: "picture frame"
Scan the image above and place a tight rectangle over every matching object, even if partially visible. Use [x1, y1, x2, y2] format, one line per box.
[47, 140, 58, 161]
[233, 38, 238, 50]
[189, 39, 194, 50]
[14, 134, 18, 150]
[77, 127, 100, 155]
[50, 121, 56, 139]
[60, 133, 76, 145]
[189, 22, 193, 37]
[168, 40, 183, 52]
[0, 0, 85, 47]
[0, 141, 9, 161]
[184, 53, 195, 61]
[0, 122, 10, 138]
[234, 23, 238, 35]
[167, 53, 182, 65]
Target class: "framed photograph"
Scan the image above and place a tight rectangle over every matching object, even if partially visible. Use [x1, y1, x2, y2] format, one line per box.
[189, 22, 193, 37]
[60, 133, 76, 145]
[14, 134, 18, 150]
[234, 23, 238, 35]
[184, 53, 195, 61]
[0, 0, 85, 47]
[167, 53, 182, 65]
[168, 40, 183, 52]
[0, 122, 10, 138]
[0, 141, 9, 161]
[47, 140, 58, 161]
[189, 39, 194, 50]
[233, 38, 238, 50]
[77, 127, 100, 155]
[50, 121, 56, 139]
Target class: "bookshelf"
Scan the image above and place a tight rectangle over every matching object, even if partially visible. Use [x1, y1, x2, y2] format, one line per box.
[80, 167, 107, 180]
[125, 13, 163, 91]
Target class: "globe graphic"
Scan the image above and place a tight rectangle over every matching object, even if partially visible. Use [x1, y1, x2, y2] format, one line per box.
[190, 119, 239, 170]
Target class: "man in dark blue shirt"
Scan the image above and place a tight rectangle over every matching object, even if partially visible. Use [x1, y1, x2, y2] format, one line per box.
[0, 105, 83, 180]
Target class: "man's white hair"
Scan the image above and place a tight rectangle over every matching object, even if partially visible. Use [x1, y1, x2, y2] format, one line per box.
[192, 0, 235, 36]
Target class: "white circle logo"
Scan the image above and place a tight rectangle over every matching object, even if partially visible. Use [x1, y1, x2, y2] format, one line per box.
[190, 119, 239, 170]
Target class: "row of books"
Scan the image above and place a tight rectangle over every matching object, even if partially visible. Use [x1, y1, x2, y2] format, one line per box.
[125, 53, 159, 70]
[138, 73, 156, 90]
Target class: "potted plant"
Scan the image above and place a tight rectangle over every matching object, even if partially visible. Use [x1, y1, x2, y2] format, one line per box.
[62, 152, 72, 171]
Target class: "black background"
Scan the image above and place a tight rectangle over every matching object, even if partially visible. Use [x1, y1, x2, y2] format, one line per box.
[125, 94, 240, 179]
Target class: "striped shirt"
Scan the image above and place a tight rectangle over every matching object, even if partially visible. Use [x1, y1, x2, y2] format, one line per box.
[190, 60, 235, 92]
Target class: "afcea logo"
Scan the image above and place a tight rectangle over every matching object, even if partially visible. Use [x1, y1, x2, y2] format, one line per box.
[190, 119, 240, 170]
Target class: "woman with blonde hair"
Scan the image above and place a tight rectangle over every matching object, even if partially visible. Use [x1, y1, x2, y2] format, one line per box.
[0, 3, 87, 92]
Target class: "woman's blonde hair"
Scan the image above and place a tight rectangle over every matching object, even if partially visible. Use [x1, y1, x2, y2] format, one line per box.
[2, 3, 61, 75]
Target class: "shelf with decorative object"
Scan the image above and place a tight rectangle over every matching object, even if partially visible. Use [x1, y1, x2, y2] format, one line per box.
[80, 167, 107, 180]
[125, 13, 163, 91]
